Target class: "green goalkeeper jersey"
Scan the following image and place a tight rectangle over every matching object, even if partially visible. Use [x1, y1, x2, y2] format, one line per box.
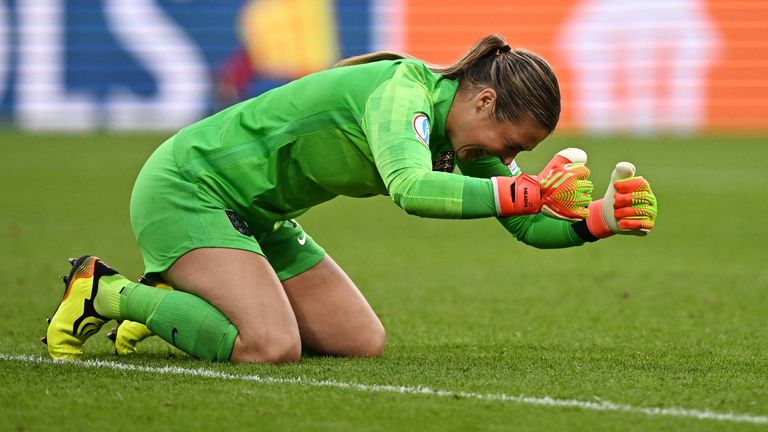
[170, 59, 584, 248]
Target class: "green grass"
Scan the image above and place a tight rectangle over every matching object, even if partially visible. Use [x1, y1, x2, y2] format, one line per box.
[1, 130, 767, 431]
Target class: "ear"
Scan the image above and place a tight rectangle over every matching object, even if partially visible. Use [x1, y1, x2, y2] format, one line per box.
[474, 88, 497, 112]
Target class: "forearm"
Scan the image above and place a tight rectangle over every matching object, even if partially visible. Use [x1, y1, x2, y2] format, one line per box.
[387, 169, 498, 218]
[387, 159, 589, 224]
[498, 213, 586, 249]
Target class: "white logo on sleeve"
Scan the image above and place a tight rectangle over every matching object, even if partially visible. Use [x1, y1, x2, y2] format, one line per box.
[297, 232, 307, 246]
[508, 159, 521, 176]
[412, 114, 430, 148]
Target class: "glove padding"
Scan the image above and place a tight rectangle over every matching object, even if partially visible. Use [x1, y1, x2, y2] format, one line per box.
[537, 148, 593, 221]
[492, 148, 593, 220]
[586, 162, 657, 238]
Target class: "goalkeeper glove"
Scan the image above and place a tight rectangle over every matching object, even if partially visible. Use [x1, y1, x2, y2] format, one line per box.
[491, 148, 593, 220]
[538, 148, 593, 221]
[585, 162, 658, 238]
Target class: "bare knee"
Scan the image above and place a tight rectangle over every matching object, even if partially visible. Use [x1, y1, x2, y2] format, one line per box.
[347, 322, 387, 358]
[361, 328, 387, 358]
[232, 333, 302, 364]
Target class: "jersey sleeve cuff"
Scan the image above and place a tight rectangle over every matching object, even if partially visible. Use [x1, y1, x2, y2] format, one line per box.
[571, 220, 599, 242]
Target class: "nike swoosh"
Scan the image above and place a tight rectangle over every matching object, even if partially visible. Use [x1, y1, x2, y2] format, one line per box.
[297, 233, 307, 246]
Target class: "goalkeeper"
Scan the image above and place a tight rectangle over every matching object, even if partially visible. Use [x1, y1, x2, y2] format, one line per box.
[44, 34, 657, 363]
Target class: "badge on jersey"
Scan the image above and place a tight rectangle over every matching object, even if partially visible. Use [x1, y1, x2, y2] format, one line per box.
[432, 151, 455, 172]
[412, 113, 430, 148]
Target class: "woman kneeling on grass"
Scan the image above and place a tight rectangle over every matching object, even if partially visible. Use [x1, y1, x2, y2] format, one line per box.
[43, 34, 657, 363]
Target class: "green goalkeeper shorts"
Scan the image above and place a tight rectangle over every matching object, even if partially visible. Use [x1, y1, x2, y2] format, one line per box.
[130, 139, 326, 281]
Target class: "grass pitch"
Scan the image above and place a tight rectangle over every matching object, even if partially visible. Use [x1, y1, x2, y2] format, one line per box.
[1, 131, 766, 431]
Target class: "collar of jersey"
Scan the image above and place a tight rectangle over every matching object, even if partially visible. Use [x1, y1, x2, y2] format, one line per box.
[429, 76, 459, 150]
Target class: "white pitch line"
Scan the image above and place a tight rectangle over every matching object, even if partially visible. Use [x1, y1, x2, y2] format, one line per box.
[1, 353, 766, 425]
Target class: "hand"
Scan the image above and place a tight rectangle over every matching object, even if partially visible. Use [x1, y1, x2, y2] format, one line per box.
[586, 162, 658, 238]
[492, 147, 593, 219]
[537, 148, 593, 221]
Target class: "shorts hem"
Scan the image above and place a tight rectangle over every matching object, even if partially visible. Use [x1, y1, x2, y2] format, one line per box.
[274, 249, 326, 281]
[142, 239, 266, 277]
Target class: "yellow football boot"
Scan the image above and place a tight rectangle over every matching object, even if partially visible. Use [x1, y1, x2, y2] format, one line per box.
[43, 255, 125, 360]
[107, 320, 155, 355]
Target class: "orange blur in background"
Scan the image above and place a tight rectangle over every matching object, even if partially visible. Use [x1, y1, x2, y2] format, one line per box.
[402, 0, 768, 132]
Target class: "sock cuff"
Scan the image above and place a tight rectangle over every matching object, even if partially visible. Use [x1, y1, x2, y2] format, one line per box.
[94, 275, 132, 320]
[217, 325, 239, 362]
[119, 282, 168, 323]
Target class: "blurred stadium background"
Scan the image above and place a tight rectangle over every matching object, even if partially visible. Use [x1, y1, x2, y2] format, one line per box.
[0, 0, 766, 134]
[2, 3, 767, 429]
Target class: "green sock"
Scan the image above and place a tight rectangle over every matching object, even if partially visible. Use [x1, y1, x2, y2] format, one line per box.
[93, 274, 129, 320]
[119, 283, 238, 362]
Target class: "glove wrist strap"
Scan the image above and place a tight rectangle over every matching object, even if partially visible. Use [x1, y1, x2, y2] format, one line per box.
[492, 174, 542, 217]
[586, 199, 615, 239]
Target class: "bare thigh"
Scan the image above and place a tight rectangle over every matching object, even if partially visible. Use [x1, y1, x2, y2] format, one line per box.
[162, 247, 301, 363]
[282, 255, 386, 357]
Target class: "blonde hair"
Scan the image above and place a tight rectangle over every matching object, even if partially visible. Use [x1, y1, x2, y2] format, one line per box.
[335, 34, 560, 132]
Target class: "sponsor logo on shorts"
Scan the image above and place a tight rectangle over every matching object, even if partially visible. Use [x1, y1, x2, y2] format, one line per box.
[225, 210, 253, 236]
[413, 113, 430, 148]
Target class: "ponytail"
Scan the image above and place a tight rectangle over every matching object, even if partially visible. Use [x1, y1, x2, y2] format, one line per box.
[335, 51, 413, 68]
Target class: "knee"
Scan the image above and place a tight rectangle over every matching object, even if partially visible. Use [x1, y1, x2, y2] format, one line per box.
[233, 332, 302, 364]
[351, 322, 387, 358]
